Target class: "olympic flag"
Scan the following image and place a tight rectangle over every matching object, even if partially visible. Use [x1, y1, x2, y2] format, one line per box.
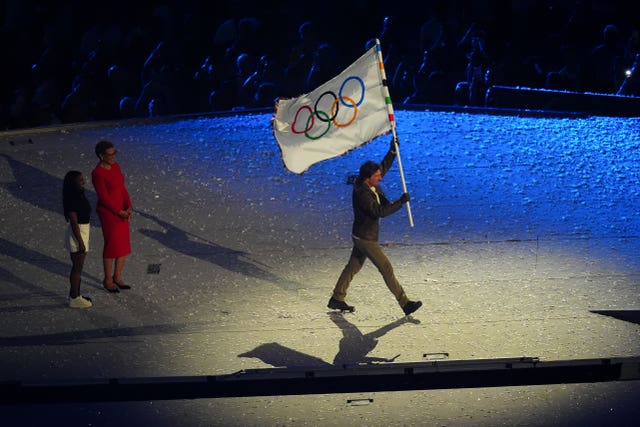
[272, 41, 392, 174]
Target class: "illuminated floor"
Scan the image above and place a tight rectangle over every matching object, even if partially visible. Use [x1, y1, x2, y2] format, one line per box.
[1, 110, 639, 425]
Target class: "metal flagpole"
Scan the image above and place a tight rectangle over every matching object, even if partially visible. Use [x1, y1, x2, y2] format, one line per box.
[375, 39, 414, 227]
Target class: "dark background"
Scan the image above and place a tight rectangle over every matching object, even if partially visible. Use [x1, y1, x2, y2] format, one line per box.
[1, 0, 637, 129]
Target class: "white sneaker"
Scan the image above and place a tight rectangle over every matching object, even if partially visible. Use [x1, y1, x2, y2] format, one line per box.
[69, 295, 93, 308]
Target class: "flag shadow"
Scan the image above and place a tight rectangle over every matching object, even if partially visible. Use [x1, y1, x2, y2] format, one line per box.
[238, 343, 332, 368]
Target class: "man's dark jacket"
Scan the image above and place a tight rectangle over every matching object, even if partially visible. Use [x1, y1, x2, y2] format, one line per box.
[352, 148, 403, 241]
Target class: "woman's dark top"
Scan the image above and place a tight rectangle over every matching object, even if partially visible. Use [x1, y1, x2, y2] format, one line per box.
[64, 191, 91, 224]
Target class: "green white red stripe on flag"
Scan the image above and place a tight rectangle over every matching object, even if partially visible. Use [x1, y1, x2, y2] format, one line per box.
[374, 39, 414, 227]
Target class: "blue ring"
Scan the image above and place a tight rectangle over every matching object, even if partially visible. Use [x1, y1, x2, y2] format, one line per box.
[339, 76, 365, 108]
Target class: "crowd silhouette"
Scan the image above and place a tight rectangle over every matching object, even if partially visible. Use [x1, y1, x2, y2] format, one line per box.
[1, 0, 637, 130]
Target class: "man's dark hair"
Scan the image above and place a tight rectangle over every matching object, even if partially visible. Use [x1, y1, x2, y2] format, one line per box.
[358, 160, 380, 181]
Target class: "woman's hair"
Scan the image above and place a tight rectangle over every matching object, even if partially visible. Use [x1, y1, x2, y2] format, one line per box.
[62, 170, 83, 221]
[95, 140, 114, 158]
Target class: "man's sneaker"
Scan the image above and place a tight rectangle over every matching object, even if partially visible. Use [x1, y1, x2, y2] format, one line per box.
[402, 300, 422, 316]
[69, 295, 93, 309]
[327, 297, 355, 312]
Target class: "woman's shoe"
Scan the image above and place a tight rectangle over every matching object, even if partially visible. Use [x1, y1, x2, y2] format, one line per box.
[113, 277, 131, 290]
[103, 280, 120, 293]
[69, 295, 93, 308]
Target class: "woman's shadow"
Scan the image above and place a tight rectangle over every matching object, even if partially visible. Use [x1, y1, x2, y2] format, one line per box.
[0, 152, 62, 214]
[0, 153, 100, 227]
[0, 154, 102, 288]
[238, 313, 420, 368]
[0, 154, 299, 290]
[136, 210, 301, 290]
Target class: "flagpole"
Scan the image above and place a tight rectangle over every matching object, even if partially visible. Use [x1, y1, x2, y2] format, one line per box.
[375, 39, 414, 227]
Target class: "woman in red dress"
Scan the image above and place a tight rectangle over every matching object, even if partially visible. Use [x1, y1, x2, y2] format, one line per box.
[92, 140, 133, 293]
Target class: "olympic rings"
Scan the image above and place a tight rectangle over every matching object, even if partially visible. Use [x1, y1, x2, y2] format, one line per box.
[290, 75, 366, 140]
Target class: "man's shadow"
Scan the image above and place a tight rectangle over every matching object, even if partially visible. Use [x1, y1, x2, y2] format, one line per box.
[239, 313, 420, 368]
[330, 312, 419, 365]
[136, 210, 301, 290]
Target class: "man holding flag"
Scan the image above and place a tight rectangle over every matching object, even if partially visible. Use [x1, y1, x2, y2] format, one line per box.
[273, 40, 420, 315]
[327, 137, 422, 315]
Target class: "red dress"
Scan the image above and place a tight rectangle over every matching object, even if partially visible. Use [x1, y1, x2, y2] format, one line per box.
[92, 162, 132, 258]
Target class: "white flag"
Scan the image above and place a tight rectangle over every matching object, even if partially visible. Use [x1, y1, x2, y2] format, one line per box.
[272, 42, 392, 174]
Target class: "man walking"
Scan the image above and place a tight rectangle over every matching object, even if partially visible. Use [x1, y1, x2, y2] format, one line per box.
[328, 137, 422, 316]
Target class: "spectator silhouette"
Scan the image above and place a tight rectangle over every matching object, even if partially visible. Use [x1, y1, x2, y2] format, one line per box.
[391, 58, 414, 103]
[254, 82, 278, 108]
[210, 51, 256, 110]
[622, 27, 640, 67]
[305, 43, 340, 93]
[240, 54, 284, 108]
[419, 5, 447, 55]
[405, 50, 448, 105]
[25, 3, 77, 127]
[118, 96, 136, 118]
[419, 8, 460, 100]
[61, 75, 97, 123]
[284, 21, 320, 97]
[562, 0, 599, 53]
[75, 5, 124, 68]
[141, 41, 171, 88]
[107, 64, 140, 118]
[134, 64, 188, 118]
[587, 24, 625, 93]
[192, 55, 220, 112]
[545, 44, 584, 91]
[366, 16, 409, 88]
[5, 87, 33, 129]
[455, 22, 492, 106]
[61, 46, 112, 123]
[213, 17, 264, 91]
[28, 66, 64, 126]
[225, 17, 264, 59]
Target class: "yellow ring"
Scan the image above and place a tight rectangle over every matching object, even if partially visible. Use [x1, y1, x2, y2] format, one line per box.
[331, 96, 358, 127]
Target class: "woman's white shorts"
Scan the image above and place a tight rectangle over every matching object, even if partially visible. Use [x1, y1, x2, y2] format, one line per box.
[65, 223, 90, 253]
